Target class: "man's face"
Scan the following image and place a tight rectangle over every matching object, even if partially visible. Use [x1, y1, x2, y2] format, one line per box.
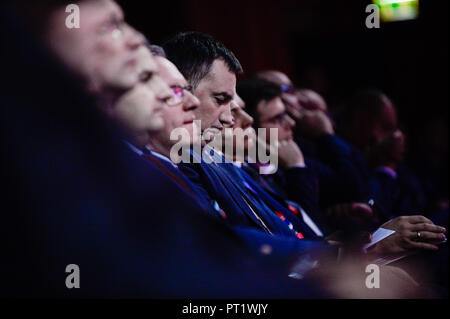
[373, 101, 398, 141]
[111, 47, 172, 146]
[193, 59, 237, 142]
[373, 102, 405, 163]
[153, 56, 200, 150]
[46, 0, 145, 92]
[258, 71, 301, 116]
[257, 97, 295, 144]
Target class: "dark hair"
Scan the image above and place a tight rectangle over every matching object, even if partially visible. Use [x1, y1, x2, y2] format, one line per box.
[148, 44, 166, 58]
[237, 76, 282, 127]
[162, 32, 243, 89]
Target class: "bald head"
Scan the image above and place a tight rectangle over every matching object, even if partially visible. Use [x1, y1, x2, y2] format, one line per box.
[257, 70, 293, 87]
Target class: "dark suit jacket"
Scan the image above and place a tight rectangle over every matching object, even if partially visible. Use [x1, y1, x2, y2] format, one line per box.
[1, 6, 328, 298]
[179, 149, 319, 239]
[371, 165, 428, 219]
[300, 134, 371, 207]
[243, 162, 330, 235]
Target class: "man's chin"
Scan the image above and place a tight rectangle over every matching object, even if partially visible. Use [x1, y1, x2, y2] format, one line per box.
[148, 117, 165, 132]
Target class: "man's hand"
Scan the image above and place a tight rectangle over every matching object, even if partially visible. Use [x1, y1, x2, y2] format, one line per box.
[370, 215, 447, 256]
[277, 139, 305, 168]
[294, 109, 334, 139]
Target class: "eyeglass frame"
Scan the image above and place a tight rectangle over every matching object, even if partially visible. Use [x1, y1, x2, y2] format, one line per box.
[166, 84, 193, 106]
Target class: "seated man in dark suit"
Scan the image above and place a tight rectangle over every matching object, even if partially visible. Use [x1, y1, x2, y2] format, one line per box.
[235, 78, 328, 234]
[145, 46, 356, 274]
[257, 71, 370, 210]
[238, 76, 379, 233]
[3, 0, 339, 298]
[162, 32, 320, 240]
[4, 0, 432, 299]
[143, 43, 440, 291]
[235, 77, 447, 290]
[339, 89, 432, 220]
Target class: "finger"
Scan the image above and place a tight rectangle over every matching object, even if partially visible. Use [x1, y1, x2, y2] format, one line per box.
[410, 223, 446, 233]
[413, 231, 447, 242]
[404, 238, 439, 251]
[406, 215, 434, 224]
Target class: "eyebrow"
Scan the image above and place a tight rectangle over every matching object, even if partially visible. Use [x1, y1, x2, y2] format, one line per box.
[212, 92, 233, 100]
[262, 111, 285, 122]
[139, 71, 155, 83]
[170, 82, 189, 88]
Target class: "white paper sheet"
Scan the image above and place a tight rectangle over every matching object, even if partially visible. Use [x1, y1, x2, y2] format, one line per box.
[364, 227, 396, 251]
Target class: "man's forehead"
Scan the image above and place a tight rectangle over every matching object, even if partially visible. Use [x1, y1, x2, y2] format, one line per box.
[155, 57, 186, 85]
[80, 0, 123, 26]
[204, 59, 236, 96]
[259, 71, 292, 87]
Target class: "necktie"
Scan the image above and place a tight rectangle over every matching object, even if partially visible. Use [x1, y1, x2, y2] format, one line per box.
[202, 150, 273, 233]
[227, 163, 306, 239]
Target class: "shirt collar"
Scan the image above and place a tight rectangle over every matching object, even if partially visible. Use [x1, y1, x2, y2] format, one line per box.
[258, 163, 277, 175]
[123, 140, 145, 156]
[150, 150, 178, 169]
[233, 161, 243, 168]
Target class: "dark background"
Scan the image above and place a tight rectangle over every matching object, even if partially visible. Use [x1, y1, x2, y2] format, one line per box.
[119, 0, 449, 166]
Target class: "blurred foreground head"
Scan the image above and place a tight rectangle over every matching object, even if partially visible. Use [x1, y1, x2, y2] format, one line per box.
[24, 1, 176, 148]
[41, 0, 145, 94]
[111, 46, 173, 148]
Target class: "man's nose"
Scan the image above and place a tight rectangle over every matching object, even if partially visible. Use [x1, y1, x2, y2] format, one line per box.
[219, 104, 235, 128]
[242, 110, 254, 129]
[183, 91, 200, 112]
[124, 24, 145, 49]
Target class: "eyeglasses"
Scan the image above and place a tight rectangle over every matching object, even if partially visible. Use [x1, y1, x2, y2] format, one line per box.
[280, 84, 295, 94]
[166, 85, 193, 106]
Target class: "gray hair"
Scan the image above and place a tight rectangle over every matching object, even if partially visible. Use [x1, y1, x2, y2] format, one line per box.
[148, 44, 166, 58]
